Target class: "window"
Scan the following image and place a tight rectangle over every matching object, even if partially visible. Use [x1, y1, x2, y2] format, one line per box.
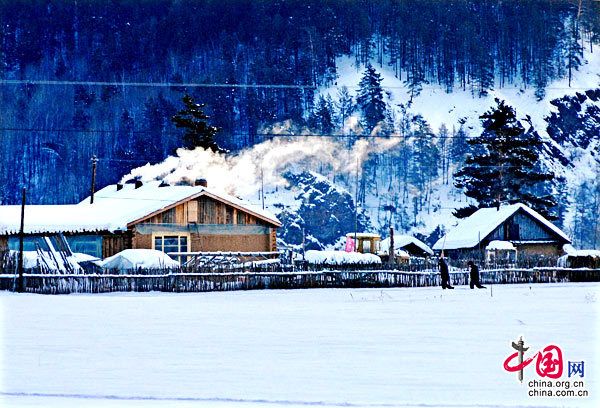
[48, 234, 72, 255]
[509, 223, 520, 240]
[237, 211, 246, 225]
[226, 207, 234, 224]
[8, 236, 50, 252]
[153, 234, 189, 263]
[66, 235, 103, 258]
[162, 208, 175, 223]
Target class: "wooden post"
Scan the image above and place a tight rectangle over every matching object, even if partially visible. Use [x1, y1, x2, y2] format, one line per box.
[389, 226, 395, 268]
[260, 167, 265, 210]
[17, 187, 26, 293]
[90, 155, 98, 204]
[354, 159, 358, 252]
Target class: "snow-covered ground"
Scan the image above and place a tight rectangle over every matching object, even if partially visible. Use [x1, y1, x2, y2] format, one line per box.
[1, 283, 598, 408]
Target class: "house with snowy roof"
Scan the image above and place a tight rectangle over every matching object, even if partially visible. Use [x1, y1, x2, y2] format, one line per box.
[379, 235, 434, 258]
[432, 203, 571, 259]
[0, 179, 281, 260]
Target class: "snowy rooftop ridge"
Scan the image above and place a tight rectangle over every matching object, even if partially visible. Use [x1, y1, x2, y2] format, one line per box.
[0, 181, 280, 235]
[379, 235, 434, 256]
[83, 181, 281, 227]
[432, 203, 570, 250]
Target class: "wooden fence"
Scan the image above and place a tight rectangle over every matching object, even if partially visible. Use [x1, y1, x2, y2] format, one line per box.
[1, 267, 599, 295]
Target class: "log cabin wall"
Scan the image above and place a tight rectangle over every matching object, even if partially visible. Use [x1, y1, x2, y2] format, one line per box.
[102, 233, 127, 259]
[190, 233, 270, 252]
[130, 195, 277, 253]
[0, 236, 7, 251]
[516, 243, 562, 256]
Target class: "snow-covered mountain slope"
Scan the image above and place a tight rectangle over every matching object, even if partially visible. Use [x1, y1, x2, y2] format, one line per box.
[121, 47, 599, 249]
[313, 50, 600, 243]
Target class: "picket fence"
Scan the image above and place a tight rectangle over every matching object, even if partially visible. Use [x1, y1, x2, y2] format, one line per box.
[0, 267, 599, 295]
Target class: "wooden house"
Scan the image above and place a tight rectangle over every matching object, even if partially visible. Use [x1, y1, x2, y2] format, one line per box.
[379, 235, 434, 258]
[0, 180, 281, 260]
[432, 203, 571, 260]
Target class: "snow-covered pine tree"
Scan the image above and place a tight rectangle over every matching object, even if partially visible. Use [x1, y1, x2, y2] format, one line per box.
[356, 64, 387, 134]
[450, 125, 470, 168]
[438, 123, 450, 184]
[409, 116, 440, 214]
[335, 86, 355, 134]
[172, 94, 225, 153]
[565, 15, 584, 87]
[314, 95, 335, 134]
[454, 99, 556, 219]
[572, 176, 600, 249]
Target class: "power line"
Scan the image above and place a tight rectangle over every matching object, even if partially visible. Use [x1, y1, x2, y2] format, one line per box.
[0, 79, 595, 90]
[0, 79, 315, 89]
[0, 128, 474, 139]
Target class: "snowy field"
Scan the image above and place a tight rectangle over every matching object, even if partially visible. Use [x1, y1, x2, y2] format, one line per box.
[1, 283, 598, 408]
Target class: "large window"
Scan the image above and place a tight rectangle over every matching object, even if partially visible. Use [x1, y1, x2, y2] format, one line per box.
[153, 234, 189, 263]
[66, 235, 103, 258]
[8, 236, 50, 252]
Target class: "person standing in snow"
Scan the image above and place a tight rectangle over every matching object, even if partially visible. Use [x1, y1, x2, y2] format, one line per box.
[438, 257, 454, 289]
[467, 260, 486, 289]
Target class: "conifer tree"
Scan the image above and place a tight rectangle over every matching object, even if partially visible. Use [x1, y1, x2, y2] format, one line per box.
[454, 99, 556, 218]
[314, 95, 335, 134]
[172, 94, 225, 153]
[356, 64, 387, 133]
[336, 86, 355, 133]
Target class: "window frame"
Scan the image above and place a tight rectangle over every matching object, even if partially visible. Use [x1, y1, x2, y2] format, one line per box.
[151, 232, 190, 264]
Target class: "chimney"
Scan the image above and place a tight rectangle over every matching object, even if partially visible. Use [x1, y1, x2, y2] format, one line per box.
[116, 183, 123, 191]
[135, 180, 143, 189]
[195, 178, 208, 188]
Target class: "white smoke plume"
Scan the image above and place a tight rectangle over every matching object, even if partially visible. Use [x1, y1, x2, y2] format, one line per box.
[122, 121, 401, 197]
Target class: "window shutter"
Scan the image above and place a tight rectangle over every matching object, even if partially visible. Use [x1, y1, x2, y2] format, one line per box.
[187, 200, 198, 223]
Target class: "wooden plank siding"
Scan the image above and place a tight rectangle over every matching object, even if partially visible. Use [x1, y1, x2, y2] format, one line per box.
[135, 197, 268, 226]
[125, 195, 277, 254]
[102, 234, 127, 259]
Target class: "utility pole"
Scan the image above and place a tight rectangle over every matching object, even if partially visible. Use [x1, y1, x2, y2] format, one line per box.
[389, 226, 395, 268]
[260, 167, 265, 210]
[354, 159, 359, 252]
[90, 155, 98, 204]
[17, 188, 26, 293]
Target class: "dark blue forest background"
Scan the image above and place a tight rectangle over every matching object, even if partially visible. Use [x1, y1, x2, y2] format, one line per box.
[1, 0, 599, 205]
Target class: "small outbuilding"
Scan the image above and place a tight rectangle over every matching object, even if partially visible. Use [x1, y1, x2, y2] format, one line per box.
[433, 203, 571, 260]
[379, 235, 434, 258]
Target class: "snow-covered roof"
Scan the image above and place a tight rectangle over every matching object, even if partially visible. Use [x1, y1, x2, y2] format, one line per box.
[0, 204, 121, 235]
[379, 235, 434, 256]
[563, 248, 600, 258]
[345, 232, 381, 239]
[84, 181, 281, 227]
[0, 181, 280, 235]
[485, 240, 516, 251]
[433, 203, 570, 250]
